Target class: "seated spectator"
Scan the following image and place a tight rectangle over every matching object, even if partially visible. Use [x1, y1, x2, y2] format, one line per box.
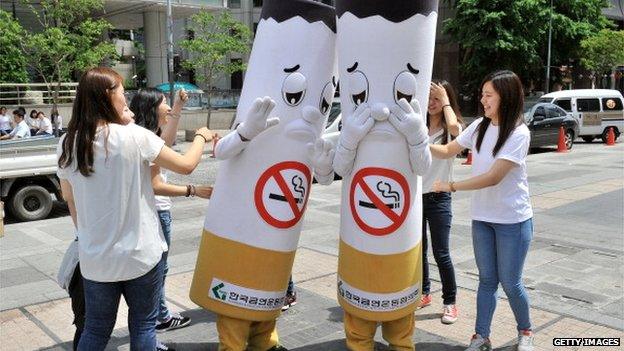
[27, 109, 39, 135]
[0, 109, 31, 140]
[0, 106, 12, 136]
[35, 111, 54, 136]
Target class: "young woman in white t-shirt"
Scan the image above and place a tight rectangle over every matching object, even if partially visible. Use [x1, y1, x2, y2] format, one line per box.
[35, 111, 53, 135]
[430, 70, 534, 351]
[419, 80, 463, 325]
[57, 67, 213, 351]
[130, 88, 213, 338]
[0, 106, 12, 135]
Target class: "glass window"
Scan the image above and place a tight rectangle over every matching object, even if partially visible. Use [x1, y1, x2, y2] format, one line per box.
[229, 0, 241, 8]
[253, 0, 263, 7]
[546, 106, 560, 119]
[534, 106, 546, 118]
[554, 99, 572, 112]
[602, 97, 623, 111]
[576, 98, 600, 112]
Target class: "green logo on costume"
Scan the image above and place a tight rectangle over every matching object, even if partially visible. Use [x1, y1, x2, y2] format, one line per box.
[212, 282, 226, 300]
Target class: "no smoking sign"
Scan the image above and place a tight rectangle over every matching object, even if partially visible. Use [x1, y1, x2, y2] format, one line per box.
[254, 161, 312, 229]
[349, 167, 411, 236]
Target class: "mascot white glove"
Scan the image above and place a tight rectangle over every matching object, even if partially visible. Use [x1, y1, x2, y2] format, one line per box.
[339, 103, 374, 151]
[236, 96, 279, 141]
[389, 99, 428, 146]
[308, 138, 335, 185]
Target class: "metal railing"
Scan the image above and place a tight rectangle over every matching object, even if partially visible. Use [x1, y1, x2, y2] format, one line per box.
[0, 83, 78, 106]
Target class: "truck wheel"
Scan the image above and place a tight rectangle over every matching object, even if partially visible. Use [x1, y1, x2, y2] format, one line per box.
[9, 185, 53, 221]
[582, 136, 594, 143]
[601, 128, 619, 143]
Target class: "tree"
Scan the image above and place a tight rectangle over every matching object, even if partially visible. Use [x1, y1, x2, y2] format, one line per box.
[580, 29, 624, 89]
[0, 10, 29, 83]
[20, 0, 118, 110]
[180, 11, 252, 127]
[444, 0, 611, 99]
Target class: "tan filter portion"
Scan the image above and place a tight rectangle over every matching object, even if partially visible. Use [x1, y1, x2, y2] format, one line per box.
[337, 239, 422, 322]
[190, 229, 295, 321]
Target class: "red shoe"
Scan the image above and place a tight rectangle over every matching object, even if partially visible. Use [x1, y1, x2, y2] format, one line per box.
[441, 304, 458, 324]
[419, 294, 432, 308]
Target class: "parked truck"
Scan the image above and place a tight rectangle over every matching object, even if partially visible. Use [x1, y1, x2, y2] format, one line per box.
[0, 136, 63, 222]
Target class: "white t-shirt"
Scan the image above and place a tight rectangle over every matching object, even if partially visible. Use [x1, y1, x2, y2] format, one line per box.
[38, 117, 53, 134]
[456, 117, 533, 224]
[57, 123, 167, 282]
[154, 169, 172, 211]
[0, 114, 11, 130]
[9, 120, 31, 139]
[422, 126, 462, 194]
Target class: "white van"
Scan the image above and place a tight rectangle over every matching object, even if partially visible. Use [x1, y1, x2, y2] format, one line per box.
[538, 89, 624, 143]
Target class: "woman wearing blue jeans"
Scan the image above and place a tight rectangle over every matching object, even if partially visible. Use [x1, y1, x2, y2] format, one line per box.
[420, 80, 463, 325]
[130, 88, 213, 348]
[58, 67, 213, 351]
[430, 70, 534, 351]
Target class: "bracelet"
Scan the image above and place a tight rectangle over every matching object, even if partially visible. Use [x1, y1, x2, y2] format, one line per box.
[169, 113, 181, 119]
[449, 181, 457, 193]
[194, 133, 209, 143]
[185, 185, 192, 197]
[190, 184, 196, 197]
[442, 104, 452, 109]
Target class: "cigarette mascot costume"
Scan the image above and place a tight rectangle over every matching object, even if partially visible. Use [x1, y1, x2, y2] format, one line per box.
[332, 1, 438, 350]
[189, 1, 337, 349]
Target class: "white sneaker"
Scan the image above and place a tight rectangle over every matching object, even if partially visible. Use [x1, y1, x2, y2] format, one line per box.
[517, 330, 534, 351]
[441, 304, 458, 324]
[465, 334, 492, 351]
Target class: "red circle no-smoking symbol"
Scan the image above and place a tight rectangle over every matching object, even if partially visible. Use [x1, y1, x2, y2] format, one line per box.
[254, 161, 312, 229]
[349, 167, 411, 236]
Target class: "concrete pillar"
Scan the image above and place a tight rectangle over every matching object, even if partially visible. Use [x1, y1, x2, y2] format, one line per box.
[143, 11, 168, 87]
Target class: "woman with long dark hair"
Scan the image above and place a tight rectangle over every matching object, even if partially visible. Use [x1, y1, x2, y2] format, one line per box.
[130, 88, 212, 338]
[430, 70, 534, 351]
[57, 67, 213, 351]
[419, 80, 463, 325]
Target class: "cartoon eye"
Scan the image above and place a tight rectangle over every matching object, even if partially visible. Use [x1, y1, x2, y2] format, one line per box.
[319, 81, 335, 115]
[348, 70, 369, 107]
[282, 72, 307, 106]
[393, 70, 418, 104]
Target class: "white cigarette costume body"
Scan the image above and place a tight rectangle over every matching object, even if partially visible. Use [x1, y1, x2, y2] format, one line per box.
[190, 0, 336, 348]
[332, 1, 438, 349]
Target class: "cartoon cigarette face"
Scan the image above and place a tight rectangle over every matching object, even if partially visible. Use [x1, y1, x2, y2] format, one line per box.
[234, 3, 337, 137]
[336, 1, 438, 134]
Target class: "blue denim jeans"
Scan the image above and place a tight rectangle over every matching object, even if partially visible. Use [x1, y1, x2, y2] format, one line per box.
[472, 218, 533, 338]
[78, 255, 164, 351]
[422, 192, 457, 305]
[157, 210, 172, 323]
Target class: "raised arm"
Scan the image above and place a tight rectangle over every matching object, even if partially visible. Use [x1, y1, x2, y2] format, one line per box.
[333, 103, 373, 177]
[154, 127, 212, 175]
[160, 89, 188, 147]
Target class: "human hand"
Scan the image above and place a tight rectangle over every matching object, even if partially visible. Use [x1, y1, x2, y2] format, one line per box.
[237, 96, 279, 140]
[195, 127, 213, 142]
[389, 99, 427, 146]
[432, 180, 451, 193]
[430, 82, 450, 106]
[195, 185, 213, 199]
[339, 103, 374, 150]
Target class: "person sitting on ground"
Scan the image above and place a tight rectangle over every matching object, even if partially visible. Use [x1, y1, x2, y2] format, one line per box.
[0, 109, 31, 140]
[35, 111, 54, 136]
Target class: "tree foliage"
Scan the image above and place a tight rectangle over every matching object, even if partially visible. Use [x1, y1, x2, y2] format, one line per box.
[20, 0, 118, 107]
[444, 0, 611, 95]
[580, 29, 624, 87]
[0, 10, 29, 83]
[180, 11, 252, 126]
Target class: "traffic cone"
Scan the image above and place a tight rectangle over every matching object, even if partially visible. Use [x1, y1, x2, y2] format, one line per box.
[606, 127, 615, 146]
[557, 126, 568, 153]
[211, 134, 221, 158]
[462, 150, 472, 165]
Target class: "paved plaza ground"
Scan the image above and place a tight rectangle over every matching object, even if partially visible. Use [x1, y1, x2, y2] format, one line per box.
[1, 140, 623, 350]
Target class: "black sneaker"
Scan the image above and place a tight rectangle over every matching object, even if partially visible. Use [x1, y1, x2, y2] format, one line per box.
[157, 341, 176, 351]
[281, 292, 297, 311]
[156, 314, 191, 332]
[267, 345, 288, 351]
